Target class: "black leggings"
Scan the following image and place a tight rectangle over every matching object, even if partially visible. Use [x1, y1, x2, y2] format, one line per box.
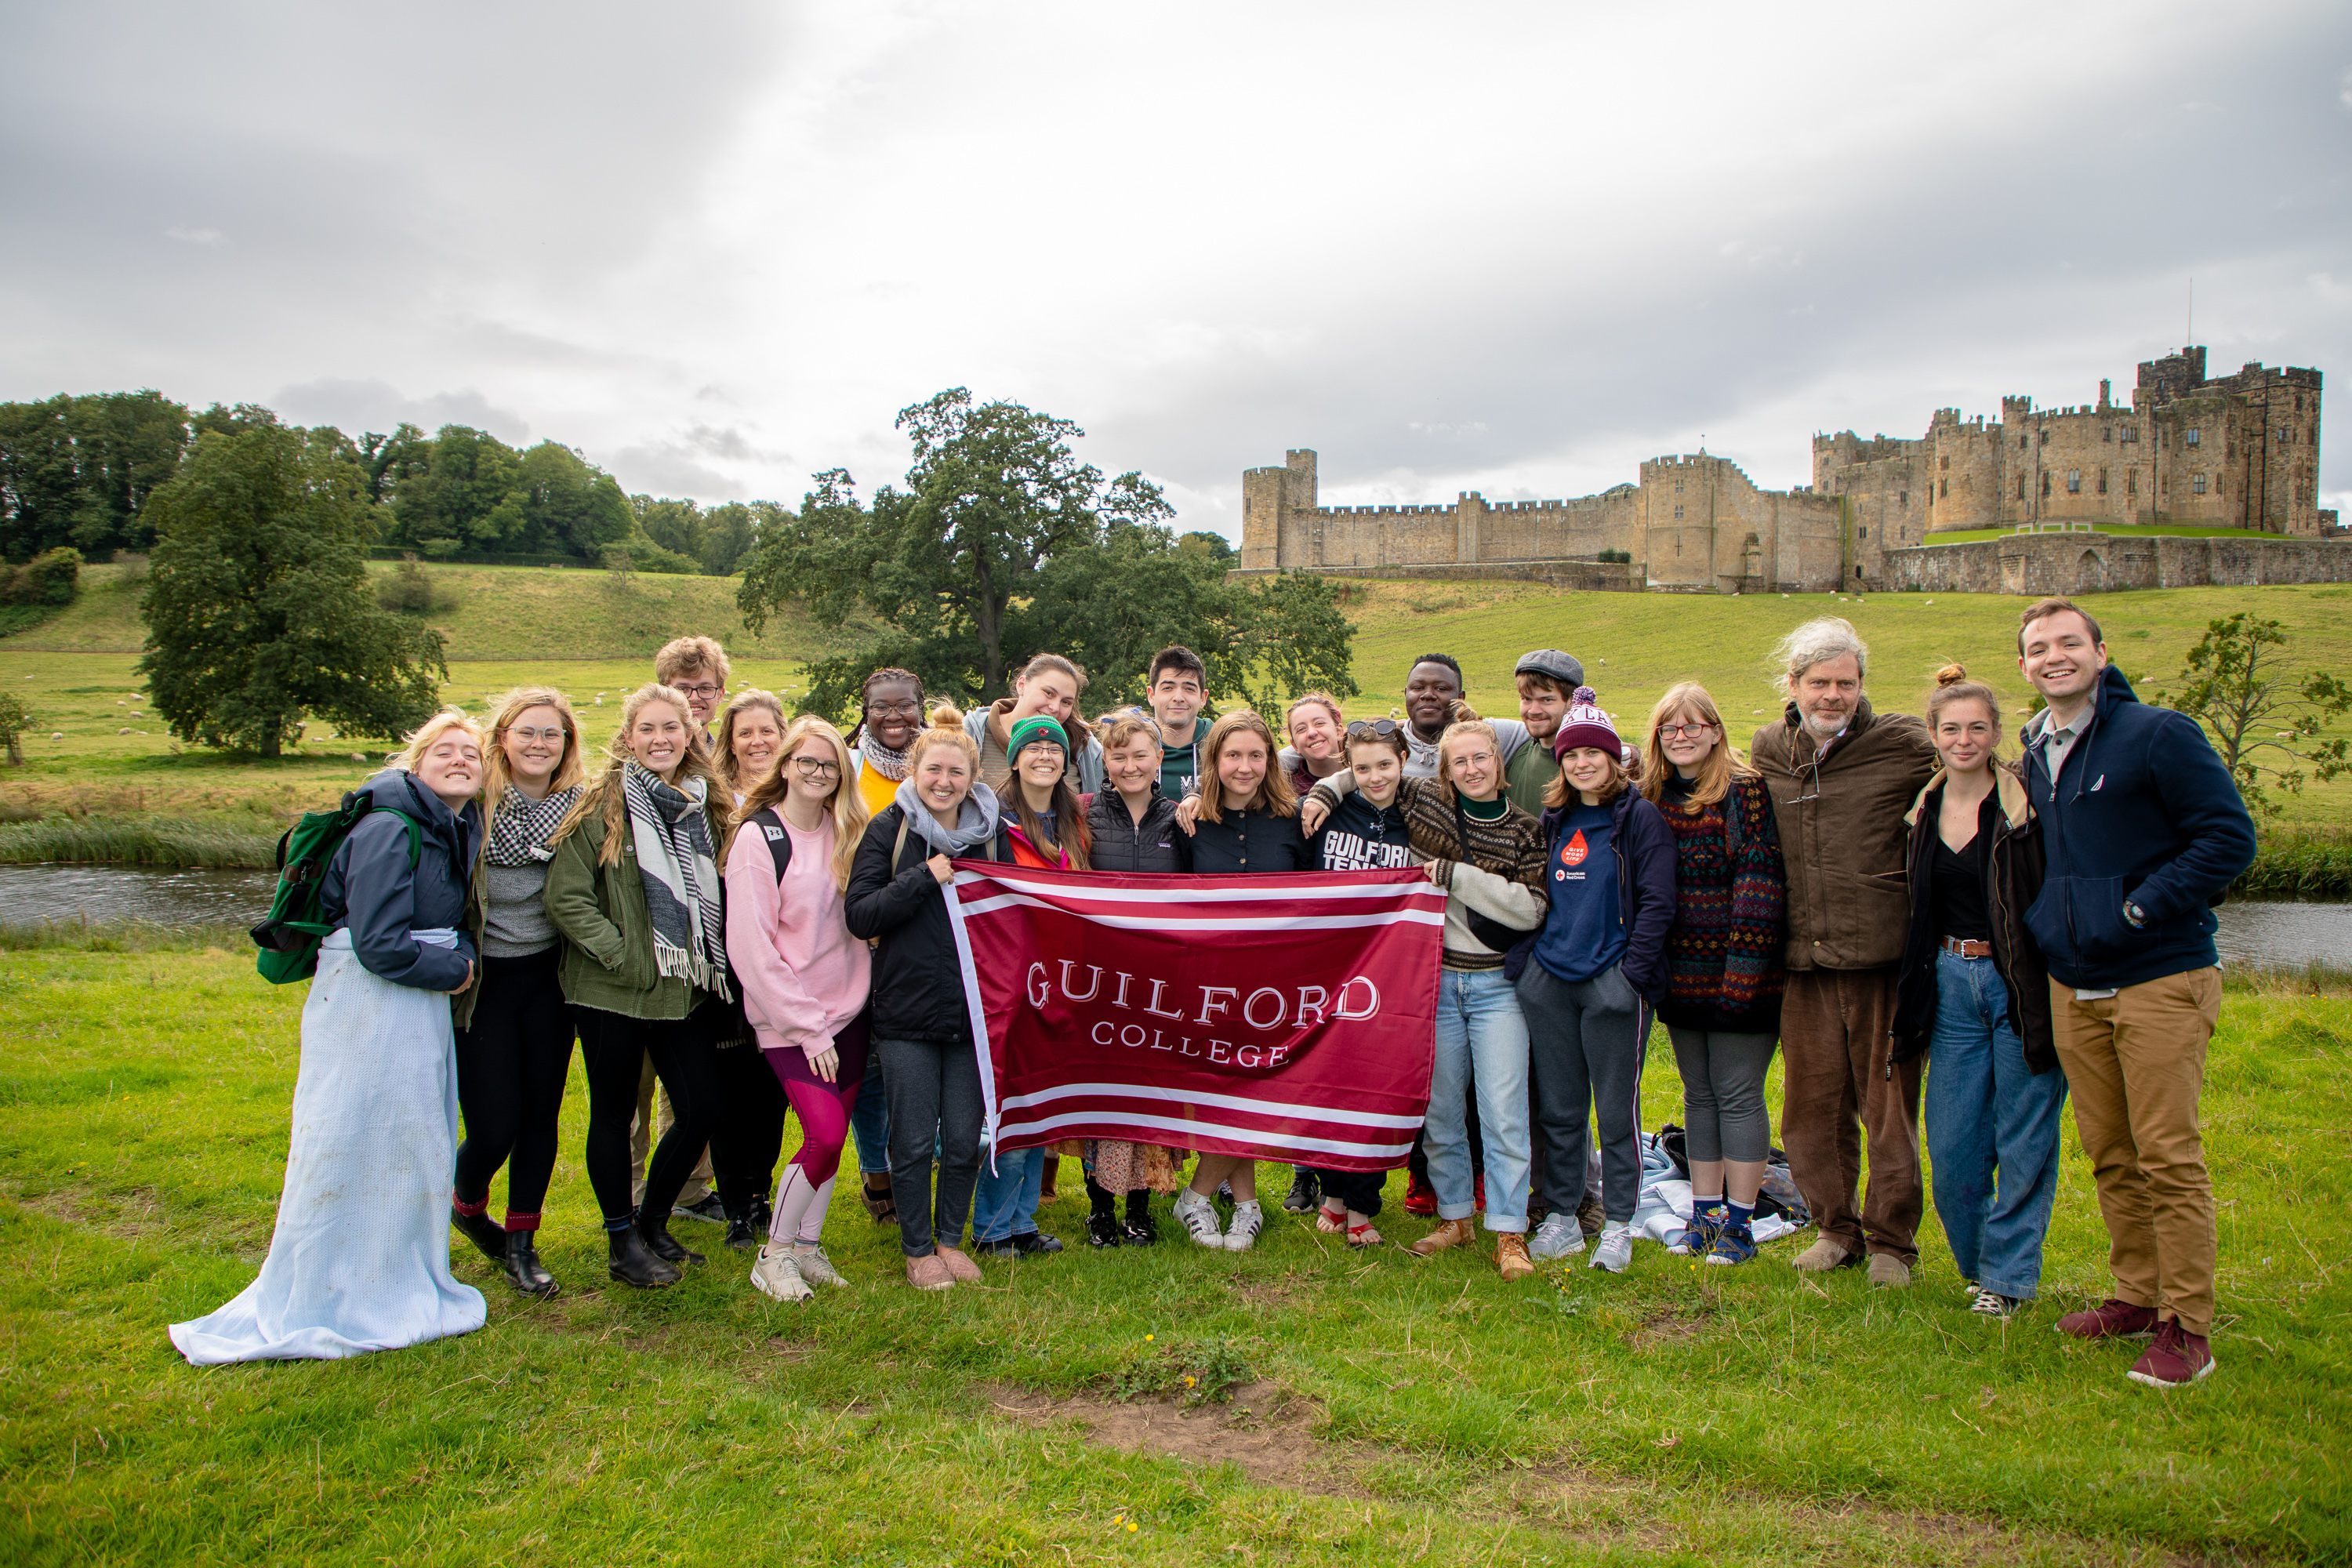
[713, 1041, 789, 1218]
[452, 950, 575, 1230]
[576, 1004, 721, 1226]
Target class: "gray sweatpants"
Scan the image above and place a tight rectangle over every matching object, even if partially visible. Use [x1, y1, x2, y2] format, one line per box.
[1519, 962, 1648, 1225]
[1666, 1026, 1778, 1164]
[877, 1035, 983, 1258]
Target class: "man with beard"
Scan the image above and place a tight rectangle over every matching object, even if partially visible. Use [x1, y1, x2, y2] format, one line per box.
[1750, 617, 1937, 1287]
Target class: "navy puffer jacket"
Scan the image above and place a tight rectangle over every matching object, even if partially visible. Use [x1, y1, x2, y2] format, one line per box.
[321, 769, 481, 991]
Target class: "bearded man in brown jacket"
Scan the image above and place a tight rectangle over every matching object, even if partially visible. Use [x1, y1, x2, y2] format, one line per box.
[1750, 617, 1938, 1287]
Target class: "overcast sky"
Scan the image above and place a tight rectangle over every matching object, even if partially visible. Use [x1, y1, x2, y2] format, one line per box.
[5, 2, 2348, 536]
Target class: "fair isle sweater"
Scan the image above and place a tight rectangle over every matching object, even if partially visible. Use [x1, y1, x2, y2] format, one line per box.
[1307, 772, 1546, 970]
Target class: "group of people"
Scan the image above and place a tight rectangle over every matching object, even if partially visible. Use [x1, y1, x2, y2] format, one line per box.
[169, 597, 2255, 1393]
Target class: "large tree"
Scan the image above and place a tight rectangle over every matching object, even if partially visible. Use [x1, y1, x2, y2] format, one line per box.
[0, 390, 192, 561]
[138, 417, 448, 757]
[738, 387, 1356, 718]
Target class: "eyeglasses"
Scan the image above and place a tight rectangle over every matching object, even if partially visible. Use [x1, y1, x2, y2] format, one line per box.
[1655, 723, 1716, 741]
[675, 683, 724, 700]
[791, 757, 842, 778]
[1345, 718, 1403, 739]
[504, 726, 567, 744]
[1450, 750, 1497, 768]
[866, 699, 923, 717]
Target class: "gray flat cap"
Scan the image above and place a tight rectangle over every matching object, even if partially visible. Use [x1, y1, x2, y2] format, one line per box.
[1513, 648, 1586, 688]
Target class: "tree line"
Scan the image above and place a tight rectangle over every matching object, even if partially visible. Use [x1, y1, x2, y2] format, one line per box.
[0, 389, 766, 575]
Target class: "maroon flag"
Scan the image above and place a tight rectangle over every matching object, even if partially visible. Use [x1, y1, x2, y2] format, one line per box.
[945, 864, 1444, 1172]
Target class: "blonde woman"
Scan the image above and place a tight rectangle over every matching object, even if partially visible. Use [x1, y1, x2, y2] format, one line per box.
[713, 688, 787, 805]
[450, 687, 587, 1298]
[1637, 681, 1786, 1267]
[544, 684, 734, 1290]
[171, 711, 488, 1364]
[724, 716, 874, 1301]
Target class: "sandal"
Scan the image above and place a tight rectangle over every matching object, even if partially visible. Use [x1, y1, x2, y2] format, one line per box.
[862, 1179, 897, 1225]
[1314, 1207, 1348, 1235]
[1346, 1221, 1385, 1250]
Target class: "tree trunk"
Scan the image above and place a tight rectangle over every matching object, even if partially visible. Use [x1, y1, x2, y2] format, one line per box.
[260, 728, 281, 759]
[4, 737, 20, 766]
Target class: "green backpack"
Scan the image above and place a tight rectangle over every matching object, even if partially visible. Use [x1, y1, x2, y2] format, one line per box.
[250, 792, 422, 984]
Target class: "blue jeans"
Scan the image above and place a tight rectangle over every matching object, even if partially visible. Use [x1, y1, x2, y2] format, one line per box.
[1424, 967, 1532, 1232]
[1923, 949, 2070, 1299]
[850, 1051, 891, 1176]
[972, 1143, 1045, 1243]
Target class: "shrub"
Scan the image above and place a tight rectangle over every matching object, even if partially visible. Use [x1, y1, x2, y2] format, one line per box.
[0, 546, 82, 607]
[376, 557, 456, 616]
[1596, 548, 1632, 564]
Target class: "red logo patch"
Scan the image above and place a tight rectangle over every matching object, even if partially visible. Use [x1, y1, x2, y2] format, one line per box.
[1560, 829, 1588, 867]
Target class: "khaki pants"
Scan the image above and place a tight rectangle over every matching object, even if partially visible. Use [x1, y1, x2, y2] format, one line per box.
[630, 1054, 714, 1209]
[2049, 968, 2221, 1337]
[1780, 967, 1922, 1262]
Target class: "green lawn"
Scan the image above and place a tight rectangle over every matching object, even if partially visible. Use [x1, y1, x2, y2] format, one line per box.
[2, 938, 2345, 1564]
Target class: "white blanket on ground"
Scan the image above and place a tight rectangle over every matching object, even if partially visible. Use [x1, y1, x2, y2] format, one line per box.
[169, 930, 485, 1365]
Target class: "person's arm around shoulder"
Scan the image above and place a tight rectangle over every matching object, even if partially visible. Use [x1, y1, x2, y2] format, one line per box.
[342, 811, 472, 991]
[1730, 772, 1788, 924]
[1298, 769, 1354, 835]
[544, 818, 628, 971]
[2128, 709, 2259, 924]
[1618, 795, 1679, 1003]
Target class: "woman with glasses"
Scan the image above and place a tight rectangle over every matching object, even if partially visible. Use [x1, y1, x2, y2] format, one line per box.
[449, 687, 587, 1298]
[724, 717, 874, 1301]
[1637, 682, 1788, 1266]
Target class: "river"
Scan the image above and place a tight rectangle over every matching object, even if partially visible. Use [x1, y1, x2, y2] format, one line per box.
[1, 862, 2346, 970]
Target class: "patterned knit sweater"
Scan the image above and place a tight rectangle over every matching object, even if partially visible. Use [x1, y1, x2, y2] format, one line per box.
[1308, 774, 1547, 970]
[1653, 771, 1787, 1032]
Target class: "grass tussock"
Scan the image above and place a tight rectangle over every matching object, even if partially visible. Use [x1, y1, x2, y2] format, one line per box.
[2236, 828, 2352, 899]
[0, 916, 249, 952]
[0, 818, 278, 868]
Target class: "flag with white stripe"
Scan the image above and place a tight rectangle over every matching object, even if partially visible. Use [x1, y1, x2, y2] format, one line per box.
[945, 863, 1444, 1171]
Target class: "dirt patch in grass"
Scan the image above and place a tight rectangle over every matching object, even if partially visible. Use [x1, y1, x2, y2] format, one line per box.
[5, 1180, 171, 1241]
[990, 1379, 1367, 1498]
[1624, 1302, 1716, 1351]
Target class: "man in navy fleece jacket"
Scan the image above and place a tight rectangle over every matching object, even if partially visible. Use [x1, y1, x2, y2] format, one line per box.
[2015, 597, 2255, 1392]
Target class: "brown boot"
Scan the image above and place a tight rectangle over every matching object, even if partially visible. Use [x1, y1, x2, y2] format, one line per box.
[1407, 1218, 1476, 1257]
[1495, 1232, 1536, 1280]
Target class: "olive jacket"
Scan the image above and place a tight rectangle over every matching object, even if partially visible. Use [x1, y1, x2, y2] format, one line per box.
[543, 802, 728, 1021]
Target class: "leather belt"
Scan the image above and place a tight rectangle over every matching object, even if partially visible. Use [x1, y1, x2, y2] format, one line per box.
[1940, 936, 1994, 959]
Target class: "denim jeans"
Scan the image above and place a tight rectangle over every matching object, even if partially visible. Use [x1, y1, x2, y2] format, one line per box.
[850, 1051, 891, 1177]
[972, 1143, 1045, 1243]
[1424, 966, 1532, 1232]
[1923, 949, 2070, 1300]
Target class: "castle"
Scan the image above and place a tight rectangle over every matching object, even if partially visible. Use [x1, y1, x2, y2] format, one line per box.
[1236, 347, 2340, 595]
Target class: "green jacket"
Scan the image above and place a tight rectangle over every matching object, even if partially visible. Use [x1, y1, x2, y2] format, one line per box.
[1504, 739, 1556, 816]
[543, 805, 723, 1021]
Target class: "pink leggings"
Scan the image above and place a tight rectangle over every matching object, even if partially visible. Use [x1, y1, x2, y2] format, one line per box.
[760, 1015, 869, 1245]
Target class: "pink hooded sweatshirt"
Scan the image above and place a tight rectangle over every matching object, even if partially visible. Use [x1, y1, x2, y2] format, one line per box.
[722, 813, 872, 1060]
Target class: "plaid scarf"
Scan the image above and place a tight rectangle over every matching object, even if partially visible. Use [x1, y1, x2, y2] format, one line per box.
[622, 762, 729, 1000]
[485, 783, 583, 868]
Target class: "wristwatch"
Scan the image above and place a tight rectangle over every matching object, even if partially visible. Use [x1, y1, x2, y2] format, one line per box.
[2122, 900, 2147, 930]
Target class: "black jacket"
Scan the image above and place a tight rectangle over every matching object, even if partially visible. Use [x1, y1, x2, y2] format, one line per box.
[1893, 767, 2056, 1073]
[322, 769, 481, 991]
[844, 803, 1013, 1044]
[1085, 788, 1191, 873]
[1187, 805, 1319, 873]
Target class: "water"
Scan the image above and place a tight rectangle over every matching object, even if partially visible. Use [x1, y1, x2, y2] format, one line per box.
[1, 863, 2346, 969]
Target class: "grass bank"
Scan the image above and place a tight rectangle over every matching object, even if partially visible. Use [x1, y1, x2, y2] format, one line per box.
[1, 947, 2346, 1563]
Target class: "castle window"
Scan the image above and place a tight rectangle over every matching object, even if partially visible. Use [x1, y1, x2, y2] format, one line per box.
[2128, 469, 2138, 495]
[1898, 492, 1907, 507]
[2097, 467, 2109, 495]
[2187, 427, 2201, 447]
[1673, 505, 1685, 520]
[2019, 435, 2028, 450]
[1675, 480, 1685, 494]
[1940, 455, 1949, 470]
[2296, 394, 2303, 412]
[2278, 426, 2292, 444]
[2193, 471, 2208, 495]
[2067, 469, 2082, 493]
[1859, 526, 1867, 539]
[2040, 429, 2051, 445]
[1675, 537, 1682, 556]
[1940, 478, 1948, 498]
[2103, 426, 2113, 442]
[2042, 472, 2052, 497]
[2017, 475, 2027, 499]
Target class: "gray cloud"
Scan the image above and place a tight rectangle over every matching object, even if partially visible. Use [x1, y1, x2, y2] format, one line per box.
[272, 379, 532, 445]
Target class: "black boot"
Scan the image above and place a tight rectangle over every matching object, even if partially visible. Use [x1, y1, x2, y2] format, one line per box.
[607, 1225, 681, 1289]
[1123, 1191, 1158, 1246]
[503, 1230, 559, 1298]
[452, 1204, 509, 1263]
[637, 1210, 706, 1266]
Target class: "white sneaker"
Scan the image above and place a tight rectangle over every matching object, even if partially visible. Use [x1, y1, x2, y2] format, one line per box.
[1222, 1200, 1265, 1252]
[1528, 1214, 1585, 1261]
[1173, 1189, 1224, 1248]
[1588, 1225, 1634, 1274]
[750, 1243, 813, 1302]
[791, 1243, 848, 1288]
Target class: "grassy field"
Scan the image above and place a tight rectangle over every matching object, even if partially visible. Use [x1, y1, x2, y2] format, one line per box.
[5, 569, 2351, 858]
[2, 934, 2346, 1564]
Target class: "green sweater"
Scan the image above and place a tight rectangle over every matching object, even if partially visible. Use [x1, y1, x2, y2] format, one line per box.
[543, 806, 724, 1021]
[1504, 739, 1557, 816]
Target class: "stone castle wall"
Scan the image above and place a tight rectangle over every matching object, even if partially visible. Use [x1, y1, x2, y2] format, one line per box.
[1880, 530, 2352, 596]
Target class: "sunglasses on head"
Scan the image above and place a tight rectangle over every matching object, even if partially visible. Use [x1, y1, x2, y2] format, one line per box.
[1345, 718, 1403, 739]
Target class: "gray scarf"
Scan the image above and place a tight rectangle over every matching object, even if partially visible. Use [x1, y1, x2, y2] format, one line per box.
[486, 783, 582, 868]
[893, 776, 1004, 857]
[861, 731, 911, 782]
[622, 762, 729, 999]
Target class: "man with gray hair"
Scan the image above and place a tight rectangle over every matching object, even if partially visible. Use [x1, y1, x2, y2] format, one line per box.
[1750, 617, 1937, 1285]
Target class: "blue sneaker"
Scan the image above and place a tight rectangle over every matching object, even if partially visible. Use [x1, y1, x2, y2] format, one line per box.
[1704, 1221, 1756, 1267]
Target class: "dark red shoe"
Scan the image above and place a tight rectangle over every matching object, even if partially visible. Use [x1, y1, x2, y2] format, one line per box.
[2126, 1322, 2216, 1388]
[2055, 1298, 2160, 1341]
[1403, 1173, 1437, 1218]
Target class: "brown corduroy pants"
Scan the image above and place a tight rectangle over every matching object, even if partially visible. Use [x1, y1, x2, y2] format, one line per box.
[1779, 966, 1922, 1263]
[2049, 967, 2221, 1338]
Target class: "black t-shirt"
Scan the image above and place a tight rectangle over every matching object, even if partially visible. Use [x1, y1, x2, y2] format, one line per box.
[1931, 792, 1997, 942]
[1319, 789, 1416, 871]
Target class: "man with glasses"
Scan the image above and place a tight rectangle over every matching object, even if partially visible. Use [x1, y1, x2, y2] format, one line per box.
[637, 634, 736, 1223]
[1750, 618, 1936, 1287]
